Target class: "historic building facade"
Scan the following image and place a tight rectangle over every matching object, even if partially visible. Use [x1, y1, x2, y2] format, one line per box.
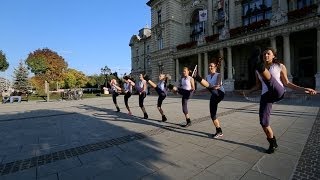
[130, 0, 320, 91]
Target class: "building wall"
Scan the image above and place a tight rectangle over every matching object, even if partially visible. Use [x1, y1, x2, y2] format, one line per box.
[132, 0, 320, 90]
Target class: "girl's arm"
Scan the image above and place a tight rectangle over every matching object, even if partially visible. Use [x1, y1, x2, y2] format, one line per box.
[212, 74, 222, 89]
[280, 64, 316, 94]
[113, 84, 122, 91]
[190, 78, 195, 91]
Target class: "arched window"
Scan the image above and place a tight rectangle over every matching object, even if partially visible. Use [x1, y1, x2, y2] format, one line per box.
[190, 9, 205, 42]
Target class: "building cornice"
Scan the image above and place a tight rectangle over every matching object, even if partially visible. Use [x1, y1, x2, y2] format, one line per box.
[173, 16, 320, 58]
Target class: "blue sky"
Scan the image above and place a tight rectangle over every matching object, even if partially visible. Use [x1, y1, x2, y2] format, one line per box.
[0, 0, 150, 79]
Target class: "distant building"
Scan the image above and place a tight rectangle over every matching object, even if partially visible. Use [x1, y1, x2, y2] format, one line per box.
[0, 77, 11, 92]
[129, 26, 152, 79]
[130, 0, 320, 91]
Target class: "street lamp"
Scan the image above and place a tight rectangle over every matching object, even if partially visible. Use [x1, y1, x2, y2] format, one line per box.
[101, 66, 111, 87]
[158, 61, 164, 74]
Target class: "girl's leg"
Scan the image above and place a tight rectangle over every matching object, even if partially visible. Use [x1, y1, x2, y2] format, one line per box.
[181, 97, 191, 127]
[124, 92, 132, 115]
[147, 80, 157, 89]
[259, 94, 278, 154]
[210, 92, 224, 138]
[112, 93, 120, 112]
[139, 92, 148, 119]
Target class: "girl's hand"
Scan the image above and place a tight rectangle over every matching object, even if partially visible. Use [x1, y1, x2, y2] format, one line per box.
[304, 88, 317, 95]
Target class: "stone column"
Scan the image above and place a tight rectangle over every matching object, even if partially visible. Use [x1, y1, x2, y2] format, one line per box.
[227, 47, 233, 79]
[219, 49, 225, 80]
[283, 34, 292, 80]
[197, 53, 202, 78]
[175, 59, 180, 82]
[271, 37, 277, 50]
[224, 47, 235, 91]
[315, 28, 320, 91]
[204, 52, 208, 77]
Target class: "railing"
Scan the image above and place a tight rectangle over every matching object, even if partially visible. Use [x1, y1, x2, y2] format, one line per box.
[287, 4, 318, 20]
[229, 19, 270, 37]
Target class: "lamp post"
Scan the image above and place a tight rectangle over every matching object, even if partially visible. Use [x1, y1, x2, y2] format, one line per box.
[158, 61, 164, 74]
[101, 66, 111, 87]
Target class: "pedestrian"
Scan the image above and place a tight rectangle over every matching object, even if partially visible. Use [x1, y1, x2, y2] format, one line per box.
[110, 79, 121, 112]
[123, 76, 135, 115]
[144, 73, 171, 122]
[193, 57, 225, 138]
[244, 47, 317, 154]
[168, 67, 195, 127]
[137, 73, 149, 119]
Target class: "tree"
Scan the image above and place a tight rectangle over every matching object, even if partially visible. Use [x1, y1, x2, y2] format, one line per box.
[13, 61, 29, 91]
[0, 50, 9, 72]
[62, 69, 88, 89]
[26, 48, 68, 82]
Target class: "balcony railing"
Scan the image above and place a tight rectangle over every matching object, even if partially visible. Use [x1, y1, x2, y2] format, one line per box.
[176, 41, 197, 50]
[229, 19, 270, 38]
[205, 34, 219, 43]
[287, 4, 318, 20]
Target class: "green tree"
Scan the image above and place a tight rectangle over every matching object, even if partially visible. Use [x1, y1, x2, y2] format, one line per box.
[13, 61, 29, 91]
[26, 48, 68, 82]
[0, 50, 9, 72]
[62, 69, 88, 89]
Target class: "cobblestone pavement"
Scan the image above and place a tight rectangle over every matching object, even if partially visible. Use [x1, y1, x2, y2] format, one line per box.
[0, 94, 319, 180]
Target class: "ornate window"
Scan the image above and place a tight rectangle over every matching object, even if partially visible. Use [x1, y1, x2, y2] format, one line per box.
[242, 0, 272, 26]
[289, 0, 315, 10]
[190, 9, 205, 42]
[157, 33, 163, 50]
[157, 10, 162, 24]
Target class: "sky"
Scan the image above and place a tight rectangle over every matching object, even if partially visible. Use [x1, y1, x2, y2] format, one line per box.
[0, 0, 150, 80]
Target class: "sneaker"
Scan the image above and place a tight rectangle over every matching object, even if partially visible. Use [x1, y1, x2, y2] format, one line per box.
[116, 107, 120, 112]
[162, 115, 167, 122]
[212, 132, 223, 138]
[191, 65, 198, 77]
[180, 119, 191, 127]
[143, 113, 148, 119]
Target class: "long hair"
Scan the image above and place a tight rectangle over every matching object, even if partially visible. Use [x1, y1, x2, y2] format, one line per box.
[263, 47, 281, 64]
[209, 57, 223, 71]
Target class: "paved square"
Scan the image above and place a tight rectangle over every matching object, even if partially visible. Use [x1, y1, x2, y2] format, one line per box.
[0, 94, 319, 180]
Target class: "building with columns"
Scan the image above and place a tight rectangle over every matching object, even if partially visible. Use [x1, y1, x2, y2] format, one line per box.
[130, 0, 320, 91]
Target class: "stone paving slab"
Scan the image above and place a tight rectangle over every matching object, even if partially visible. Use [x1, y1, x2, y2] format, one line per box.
[0, 95, 318, 179]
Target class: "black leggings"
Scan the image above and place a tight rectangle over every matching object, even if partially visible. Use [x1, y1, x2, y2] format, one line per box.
[155, 87, 166, 108]
[139, 92, 146, 108]
[124, 92, 131, 108]
[210, 90, 225, 120]
[112, 92, 119, 104]
[178, 88, 192, 114]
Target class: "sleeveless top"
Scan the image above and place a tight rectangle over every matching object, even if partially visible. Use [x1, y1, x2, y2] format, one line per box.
[157, 80, 167, 94]
[181, 76, 192, 90]
[123, 82, 132, 93]
[257, 63, 284, 95]
[137, 80, 147, 93]
[206, 73, 225, 93]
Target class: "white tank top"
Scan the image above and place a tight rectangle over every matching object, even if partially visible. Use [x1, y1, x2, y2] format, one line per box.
[138, 80, 147, 93]
[257, 63, 284, 95]
[157, 80, 167, 94]
[124, 82, 132, 93]
[181, 76, 192, 90]
[206, 73, 225, 93]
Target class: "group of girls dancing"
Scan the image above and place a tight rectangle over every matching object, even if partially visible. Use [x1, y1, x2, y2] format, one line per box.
[108, 46, 317, 154]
